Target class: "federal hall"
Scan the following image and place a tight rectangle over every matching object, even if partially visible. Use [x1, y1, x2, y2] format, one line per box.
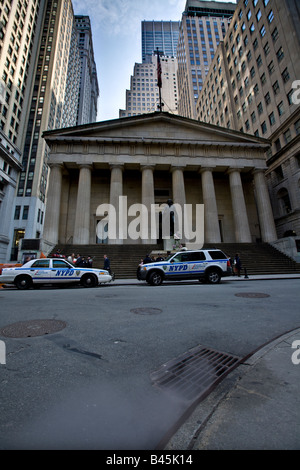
[42, 112, 277, 252]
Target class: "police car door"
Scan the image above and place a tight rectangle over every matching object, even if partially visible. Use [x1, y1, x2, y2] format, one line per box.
[30, 259, 52, 283]
[189, 251, 207, 277]
[51, 259, 77, 283]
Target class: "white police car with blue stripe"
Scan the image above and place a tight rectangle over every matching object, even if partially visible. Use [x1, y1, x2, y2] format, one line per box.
[138, 249, 232, 286]
[0, 258, 112, 289]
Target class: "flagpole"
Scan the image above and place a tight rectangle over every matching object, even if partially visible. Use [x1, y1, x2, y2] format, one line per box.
[156, 48, 162, 112]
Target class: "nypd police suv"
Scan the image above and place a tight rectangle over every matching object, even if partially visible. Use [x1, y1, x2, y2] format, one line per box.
[0, 258, 112, 289]
[138, 249, 232, 285]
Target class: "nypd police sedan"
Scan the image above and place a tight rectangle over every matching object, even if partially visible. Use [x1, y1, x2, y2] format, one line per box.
[138, 249, 232, 286]
[0, 258, 112, 289]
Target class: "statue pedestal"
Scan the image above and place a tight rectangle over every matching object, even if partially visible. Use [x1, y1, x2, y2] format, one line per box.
[163, 238, 174, 252]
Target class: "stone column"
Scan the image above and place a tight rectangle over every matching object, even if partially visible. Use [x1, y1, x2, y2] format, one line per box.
[141, 165, 155, 244]
[109, 164, 124, 244]
[171, 166, 186, 243]
[200, 167, 221, 243]
[228, 168, 252, 243]
[73, 164, 92, 245]
[253, 169, 277, 242]
[42, 163, 63, 245]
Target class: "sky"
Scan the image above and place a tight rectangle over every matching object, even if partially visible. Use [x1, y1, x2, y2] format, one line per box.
[72, 0, 236, 122]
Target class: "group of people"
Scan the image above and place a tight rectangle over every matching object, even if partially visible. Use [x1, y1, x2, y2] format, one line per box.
[67, 253, 93, 268]
[137, 253, 165, 280]
[66, 253, 112, 272]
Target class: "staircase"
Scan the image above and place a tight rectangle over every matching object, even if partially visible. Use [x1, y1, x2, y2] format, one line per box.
[50, 242, 300, 279]
[203, 243, 300, 276]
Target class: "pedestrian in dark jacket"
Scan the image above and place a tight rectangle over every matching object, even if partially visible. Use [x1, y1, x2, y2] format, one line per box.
[234, 253, 242, 277]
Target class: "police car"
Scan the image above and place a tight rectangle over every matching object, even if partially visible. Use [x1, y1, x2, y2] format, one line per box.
[138, 249, 232, 285]
[0, 258, 112, 289]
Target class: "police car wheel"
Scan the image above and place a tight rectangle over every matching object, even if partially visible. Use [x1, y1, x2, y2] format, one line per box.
[15, 275, 33, 290]
[81, 274, 97, 288]
[148, 271, 163, 286]
[206, 269, 221, 284]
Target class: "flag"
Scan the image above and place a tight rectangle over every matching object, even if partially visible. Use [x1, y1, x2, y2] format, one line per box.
[157, 52, 162, 89]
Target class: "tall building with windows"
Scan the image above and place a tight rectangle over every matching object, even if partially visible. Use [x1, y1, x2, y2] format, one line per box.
[0, 1, 99, 263]
[0, 0, 44, 262]
[141, 20, 180, 63]
[119, 55, 178, 117]
[177, 0, 236, 119]
[196, 0, 300, 247]
[75, 15, 99, 125]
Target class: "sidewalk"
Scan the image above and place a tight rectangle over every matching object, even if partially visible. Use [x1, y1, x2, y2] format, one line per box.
[164, 328, 300, 450]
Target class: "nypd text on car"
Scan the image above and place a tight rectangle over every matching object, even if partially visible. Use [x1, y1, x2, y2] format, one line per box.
[0, 258, 112, 289]
[138, 249, 232, 285]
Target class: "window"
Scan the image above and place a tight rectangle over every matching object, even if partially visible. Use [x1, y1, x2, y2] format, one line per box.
[22, 206, 29, 220]
[250, 23, 255, 34]
[277, 101, 284, 116]
[283, 129, 292, 144]
[277, 47, 284, 62]
[282, 68, 290, 83]
[273, 80, 280, 95]
[31, 259, 50, 268]
[261, 121, 267, 134]
[264, 42, 270, 56]
[256, 10, 262, 21]
[278, 188, 292, 214]
[265, 92, 271, 105]
[272, 27, 279, 42]
[14, 205, 21, 220]
[260, 25, 266, 37]
[269, 112, 275, 125]
[257, 55, 263, 67]
[268, 60, 275, 75]
[268, 10, 274, 23]
[295, 119, 300, 135]
[258, 102, 263, 114]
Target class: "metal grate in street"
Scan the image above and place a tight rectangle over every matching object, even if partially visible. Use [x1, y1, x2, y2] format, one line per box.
[151, 345, 241, 403]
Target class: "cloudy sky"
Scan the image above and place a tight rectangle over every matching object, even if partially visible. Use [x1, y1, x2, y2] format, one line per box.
[72, 0, 236, 122]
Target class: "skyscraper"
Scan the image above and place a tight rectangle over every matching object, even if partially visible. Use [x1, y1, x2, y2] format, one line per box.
[75, 16, 99, 125]
[0, 1, 99, 262]
[0, 0, 44, 261]
[119, 55, 178, 117]
[177, 0, 236, 119]
[196, 0, 300, 243]
[141, 20, 180, 63]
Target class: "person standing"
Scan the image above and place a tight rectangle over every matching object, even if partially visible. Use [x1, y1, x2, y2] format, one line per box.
[234, 253, 242, 277]
[103, 254, 111, 273]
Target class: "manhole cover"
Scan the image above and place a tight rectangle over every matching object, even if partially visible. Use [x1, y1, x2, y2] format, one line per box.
[131, 307, 162, 315]
[235, 292, 270, 298]
[0, 319, 67, 338]
[151, 345, 241, 403]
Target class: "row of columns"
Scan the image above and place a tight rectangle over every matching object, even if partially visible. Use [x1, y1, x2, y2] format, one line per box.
[43, 163, 277, 246]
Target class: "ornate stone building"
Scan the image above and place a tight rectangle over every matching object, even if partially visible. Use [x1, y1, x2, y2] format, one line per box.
[42, 112, 277, 252]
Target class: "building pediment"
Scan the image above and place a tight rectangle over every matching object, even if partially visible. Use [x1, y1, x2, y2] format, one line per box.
[43, 112, 270, 149]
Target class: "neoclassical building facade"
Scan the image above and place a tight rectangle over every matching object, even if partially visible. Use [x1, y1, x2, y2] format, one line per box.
[42, 112, 277, 251]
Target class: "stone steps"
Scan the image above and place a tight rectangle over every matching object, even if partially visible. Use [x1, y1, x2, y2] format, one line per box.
[50, 242, 300, 279]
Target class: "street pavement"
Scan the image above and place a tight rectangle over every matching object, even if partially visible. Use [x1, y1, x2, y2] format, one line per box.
[1, 273, 299, 450]
[113, 274, 300, 450]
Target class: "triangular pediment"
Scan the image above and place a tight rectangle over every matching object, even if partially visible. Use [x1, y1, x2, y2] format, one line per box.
[43, 112, 270, 148]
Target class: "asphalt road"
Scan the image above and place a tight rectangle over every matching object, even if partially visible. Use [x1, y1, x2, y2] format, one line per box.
[0, 278, 299, 450]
